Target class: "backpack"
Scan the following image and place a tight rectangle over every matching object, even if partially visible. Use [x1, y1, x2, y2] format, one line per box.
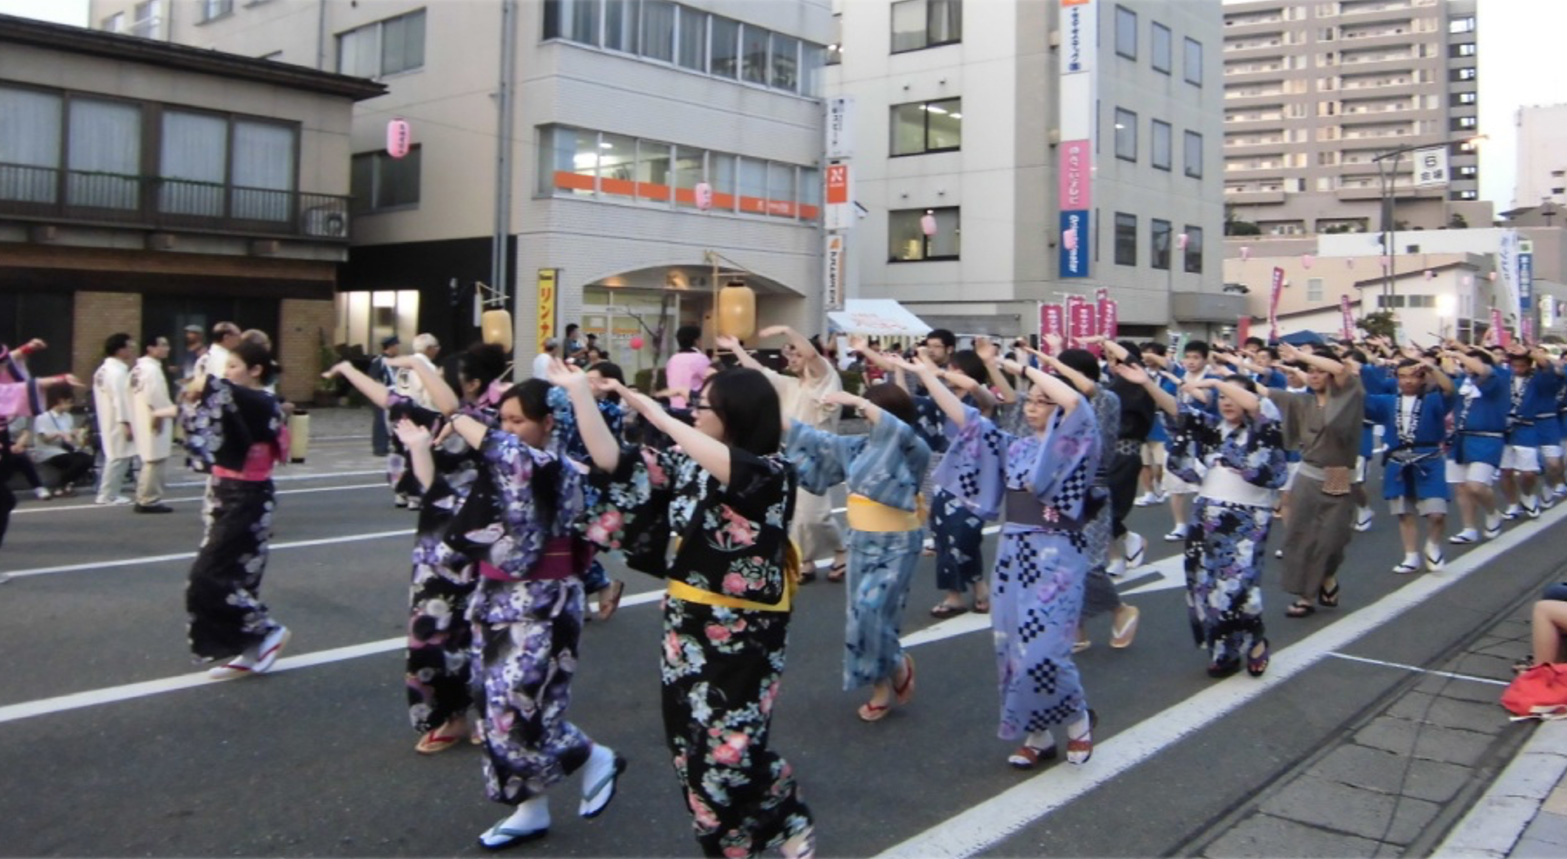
[1500, 663, 1567, 720]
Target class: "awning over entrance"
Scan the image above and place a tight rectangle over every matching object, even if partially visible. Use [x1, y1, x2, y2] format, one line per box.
[827, 299, 932, 337]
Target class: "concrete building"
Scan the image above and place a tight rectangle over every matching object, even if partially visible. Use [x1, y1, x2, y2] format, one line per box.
[0, 13, 382, 402]
[89, 0, 833, 379]
[824, 0, 1233, 340]
[1514, 103, 1567, 210]
[1221, 0, 1489, 238]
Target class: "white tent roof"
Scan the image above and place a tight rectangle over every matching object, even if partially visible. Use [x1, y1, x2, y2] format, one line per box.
[826, 299, 932, 337]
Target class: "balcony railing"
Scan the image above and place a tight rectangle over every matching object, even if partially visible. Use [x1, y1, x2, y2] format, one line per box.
[0, 163, 351, 241]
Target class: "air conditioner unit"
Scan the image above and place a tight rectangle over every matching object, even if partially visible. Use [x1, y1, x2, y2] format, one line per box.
[303, 206, 348, 238]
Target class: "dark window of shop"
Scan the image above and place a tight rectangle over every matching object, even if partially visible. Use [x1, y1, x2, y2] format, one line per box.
[0, 291, 73, 376]
[141, 294, 280, 371]
[1183, 225, 1203, 273]
[1115, 213, 1136, 266]
[1151, 218, 1171, 270]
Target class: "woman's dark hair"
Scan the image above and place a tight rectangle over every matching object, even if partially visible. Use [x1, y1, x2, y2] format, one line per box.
[701, 367, 782, 456]
[586, 361, 625, 402]
[676, 325, 702, 352]
[459, 342, 508, 390]
[1056, 348, 1101, 383]
[45, 382, 75, 408]
[863, 382, 916, 427]
[230, 339, 279, 385]
[498, 379, 565, 533]
[949, 349, 988, 383]
[1116, 341, 1144, 365]
[1222, 373, 1260, 394]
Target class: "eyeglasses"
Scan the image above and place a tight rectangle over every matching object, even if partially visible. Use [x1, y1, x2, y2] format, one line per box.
[691, 401, 713, 413]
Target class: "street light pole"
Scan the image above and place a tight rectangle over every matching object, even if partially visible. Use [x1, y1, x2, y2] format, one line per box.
[1371, 134, 1487, 312]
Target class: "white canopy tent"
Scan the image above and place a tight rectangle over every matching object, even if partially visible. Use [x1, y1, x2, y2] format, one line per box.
[826, 299, 932, 337]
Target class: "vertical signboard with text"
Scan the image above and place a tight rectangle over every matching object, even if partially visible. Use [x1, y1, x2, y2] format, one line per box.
[536, 269, 558, 347]
[1057, 0, 1096, 279]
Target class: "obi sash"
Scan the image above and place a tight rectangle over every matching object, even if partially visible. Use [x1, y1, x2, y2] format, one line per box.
[846, 493, 924, 533]
[478, 536, 585, 582]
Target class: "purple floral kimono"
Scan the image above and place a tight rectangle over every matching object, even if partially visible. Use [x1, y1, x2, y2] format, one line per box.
[935, 400, 1101, 740]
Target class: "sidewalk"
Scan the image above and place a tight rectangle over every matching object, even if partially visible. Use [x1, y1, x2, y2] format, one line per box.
[1191, 601, 1567, 858]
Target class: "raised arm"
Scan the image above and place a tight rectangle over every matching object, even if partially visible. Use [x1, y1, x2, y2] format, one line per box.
[1011, 359, 1082, 417]
[975, 337, 1017, 405]
[1195, 377, 1262, 415]
[621, 381, 735, 485]
[759, 325, 829, 380]
[1025, 346, 1096, 397]
[1278, 342, 1351, 386]
[715, 334, 765, 372]
[323, 360, 391, 409]
[893, 355, 968, 428]
[822, 389, 882, 425]
[1422, 359, 1455, 395]
[545, 360, 622, 473]
[393, 418, 436, 492]
[386, 354, 462, 416]
[1116, 363, 1179, 417]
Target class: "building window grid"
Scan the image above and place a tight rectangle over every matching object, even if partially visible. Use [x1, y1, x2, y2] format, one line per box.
[1184, 36, 1203, 86]
[1152, 119, 1172, 170]
[1114, 212, 1136, 266]
[540, 125, 819, 223]
[336, 9, 426, 79]
[1184, 130, 1203, 178]
[543, 0, 818, 97]
[200, 0, 233, 23]
[1151, 219, 1171, 270]
[889, 207, 960, 261]
[1115, 108, 1137, 162]
[1152, 21, 1172, 73]
[1183, 225, 1203, 273]
[891, 0, 962, 54]
[350, 147, 422, 214]
[1115, 6, 1137, 59]
[890, 98, 962, 156]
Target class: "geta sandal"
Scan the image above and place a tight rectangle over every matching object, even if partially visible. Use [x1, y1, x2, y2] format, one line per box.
[1285, 600, 1316, 618]
[930, 602, 969, 619]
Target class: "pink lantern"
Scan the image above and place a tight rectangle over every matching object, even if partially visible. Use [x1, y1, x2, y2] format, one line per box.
[1301, 254, 1315, 269]
[694, 182, 713, 211]
[629, 336, 645, 350]
[1240, 245, 1251, 261]
[386, 117, 411, 159]
[1489, 271, 1499, 282]
[920, 211, 938, 237]
[1177, 233, 1189, 250]
[1425, 269, 1436, 280]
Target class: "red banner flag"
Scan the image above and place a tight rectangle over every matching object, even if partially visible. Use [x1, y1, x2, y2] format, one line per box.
[1340, 294, 1355, 341]
[1067, 296, 1095, 349]
[1491, 308, 1508, 347]
[1040, 303, 1065, 352]
[1103, 299, 1119, 341]
[1268, 267, 1286, 340]
[1237, 315, 1251, 345]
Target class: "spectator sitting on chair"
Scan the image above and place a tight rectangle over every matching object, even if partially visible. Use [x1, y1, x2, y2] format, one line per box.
[29, 383, 94, 497]
[1, 416, 52, 502]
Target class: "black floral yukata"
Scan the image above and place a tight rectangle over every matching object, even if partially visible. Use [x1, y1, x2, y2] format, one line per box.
[587, 445, 813, 858]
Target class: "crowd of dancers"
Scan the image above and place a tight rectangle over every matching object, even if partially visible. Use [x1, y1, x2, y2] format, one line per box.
[5, 319, 1567, 857]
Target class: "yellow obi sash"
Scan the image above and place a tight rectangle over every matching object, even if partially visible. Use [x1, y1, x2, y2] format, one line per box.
[846, 493, 925, 532]
[665, 542, 801, 613]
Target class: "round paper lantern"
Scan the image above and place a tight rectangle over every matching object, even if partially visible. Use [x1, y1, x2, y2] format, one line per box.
[629, 336, 644, 350]
[920, 211, 938, 237]
[1425, 269, 1436, 280]
[386, 118, 411, 159]
[716, 281, 757, 341]
[694, 182, 713, 211]
[1301, 254, 1315, 269]
[1240, 246, 1251, 261]
[480, 309, 512, 352]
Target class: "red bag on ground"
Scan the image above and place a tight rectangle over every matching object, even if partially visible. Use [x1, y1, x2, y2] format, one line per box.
[1501, 663, 1567, 720]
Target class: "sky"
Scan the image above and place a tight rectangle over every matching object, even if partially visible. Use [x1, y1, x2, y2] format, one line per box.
[2, 0, 1564, 210]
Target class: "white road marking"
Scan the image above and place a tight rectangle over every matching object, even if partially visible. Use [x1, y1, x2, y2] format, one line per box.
[4, 528, 417, 579]
[167, 469, 386, 488]
[1325, 651, 1510, 687]
[871, 503, 1565, 859]
[13, 482, 387, 515]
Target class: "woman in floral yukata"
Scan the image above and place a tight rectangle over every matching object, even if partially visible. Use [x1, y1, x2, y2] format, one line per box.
[898, 353, 1102, 771]
[323, 343, 509, 754]
[1122, 365, 1287, 678]
[547, 360, 628, 621]
[182, 340, 293, 680]
[412, 371, 624, 851]
[784, 383, 930, 722]
[548, 360, 815, 859]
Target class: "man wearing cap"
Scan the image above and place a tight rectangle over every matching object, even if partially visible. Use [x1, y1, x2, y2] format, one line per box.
[178, 325, 207, 386]
[531, 337, 559, 380]
[370, 335, 400, 460]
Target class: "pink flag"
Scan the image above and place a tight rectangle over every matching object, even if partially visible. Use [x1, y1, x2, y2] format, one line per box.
[1340, 294, 1354, 341]
[1268, 267, 1286, 340]
[1040, 304, 1065, 351]
[1237, 315, 1251, 345]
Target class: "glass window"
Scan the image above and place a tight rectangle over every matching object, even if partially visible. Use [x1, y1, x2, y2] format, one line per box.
[604, 0, 639, 53]
[543, 0, 600, 44]
[1452, 66, 1476, 81]
[200, 0, 232, 22]
[892, 0, 961, 53]
[799, 167, 820, 220]
[710, 17, 739, 78]
[1115, 213, 1136, 266]
[1151, 219, 1171, 270]
[826, 14, 843, 65]
[352, 148, 420, 213]
[1307, 278, 1324, 302]
[101, 13, 124, 32]
[132, 1, 161, 39]
[1184, 130, 1203, 178]
[1115, 108, 1136, 161]
[710, 152, 736, 210]
[767, 162, 795, 217]
[159, 110, 227, 216]
[547, 125, 597, 196]
[889, 207, 959, 260]
[598, 132, 636, 197]
[635, 139, 671, 204]
[800, 42, 824, 98]
[929, 0, 961, 45]
[1183, 225, 1203, 273]
[890, 98, 962, 156]
[741, 25, 768, 84]
[1152, 119, 1171, 170]
[1115, 6, 1136, 59]
[380, 9, 425, 76]
[737, 157, 767, 214]
[676, 6, 706, 71]
[231, 120, 295, 221]
[673, 146, 703, 209]
[337, 25, 378, 77]
[0, 86, 62, 204]
[66, 98, 140, 210]
[1152, 22, 1171, 73]
[1449, 16, 1476, 33]
[891, 0, 926, 52]
[641, 0, 675, 62]
[1184, 37, 1203, 85]
[770, 33, 799, 92]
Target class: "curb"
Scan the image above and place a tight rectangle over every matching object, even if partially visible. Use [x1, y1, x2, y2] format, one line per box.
[1434, 719, 1567, 857]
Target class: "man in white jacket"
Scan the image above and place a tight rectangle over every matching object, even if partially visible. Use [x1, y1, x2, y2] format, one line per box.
[131, 336, 178, 514]
[93, 333, 137, 506]
[394, 333, 442, 409]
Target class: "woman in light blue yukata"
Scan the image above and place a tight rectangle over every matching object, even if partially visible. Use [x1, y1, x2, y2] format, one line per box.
[897, 354, 1103, 771]
[783, 383, 931, 722]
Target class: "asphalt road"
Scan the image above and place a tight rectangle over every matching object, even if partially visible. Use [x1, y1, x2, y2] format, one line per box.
[1, 434, 1562, 858]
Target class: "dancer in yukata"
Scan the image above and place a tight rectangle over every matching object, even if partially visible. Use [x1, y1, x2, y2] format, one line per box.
[784, 383, 930, 722]
[552, 361, 815, 859]
[424, 372, 624, 851]
[1127, 365, 1287, 678]
[548, 359, 629, 621]
[1443, 346, 1509, 545]
[182, 340, 292, 679]
[896, 353, 1102, 771]
[1364, 355, 1454, 573]
[323, 342, 509, 755]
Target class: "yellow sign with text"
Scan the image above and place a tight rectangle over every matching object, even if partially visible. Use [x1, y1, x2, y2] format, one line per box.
[537, 268, 558, 347]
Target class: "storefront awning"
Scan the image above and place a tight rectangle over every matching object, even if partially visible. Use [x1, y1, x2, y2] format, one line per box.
[826, 299, 932, 337]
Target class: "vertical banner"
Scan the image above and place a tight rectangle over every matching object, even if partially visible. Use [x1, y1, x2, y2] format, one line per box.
[823, 233, 846, 312]
[536, 268, 558, 347]
[1064, 294, 1084, 348]
[1491, 308, 1508, 347]
[1057, 0, 1096, 279]
[1094, 287, 1110, 337]
[1040, 303, 1065, 350]
[825, 96, 855, 160]
[1340, 294, 1355, 341]
[1268, 266, 1286, 339]
[1059, 211, 1090, 278]
[1102, 299, 1119, 341]
[1520, 243, 1535, 344]
[824, 163, 852, 231]
[1237, 315, 1251, 345]
[1068, 297, 1096, 349]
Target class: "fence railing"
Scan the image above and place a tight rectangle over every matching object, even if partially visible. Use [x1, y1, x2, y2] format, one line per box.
[0, 163, 351, 241]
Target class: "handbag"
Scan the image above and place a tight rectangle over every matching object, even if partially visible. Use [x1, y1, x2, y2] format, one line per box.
[1500, 663, 1567, 720]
